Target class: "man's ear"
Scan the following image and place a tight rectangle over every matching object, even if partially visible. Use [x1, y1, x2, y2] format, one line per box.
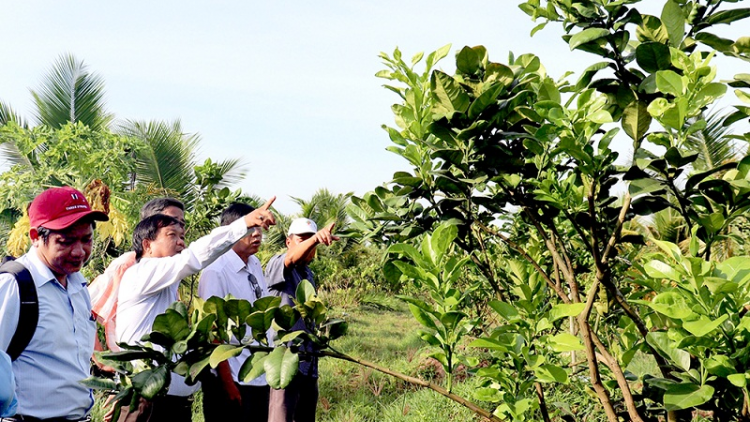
[285, 237, 292, 248]
[29, 228, 39, 241]
[142, 238, 151, 256]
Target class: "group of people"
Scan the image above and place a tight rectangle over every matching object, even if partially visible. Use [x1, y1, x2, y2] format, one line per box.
[0, 186, 339, 422]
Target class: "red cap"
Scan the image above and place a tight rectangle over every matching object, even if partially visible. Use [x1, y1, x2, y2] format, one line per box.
[28, 186, 109, 230]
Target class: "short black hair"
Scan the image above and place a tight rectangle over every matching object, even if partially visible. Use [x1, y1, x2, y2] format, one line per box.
[36, 222, 97, 244]
[220, 202, 255, 227]
[140, 198, 185, 220]
[132, 214, 183, 261]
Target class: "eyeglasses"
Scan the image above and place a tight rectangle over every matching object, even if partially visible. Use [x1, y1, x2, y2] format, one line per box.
[247, 273, 262, 299]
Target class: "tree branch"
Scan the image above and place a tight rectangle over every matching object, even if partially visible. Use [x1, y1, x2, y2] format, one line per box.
[476, 221, 571, 304]
[322, 349, 505, 422]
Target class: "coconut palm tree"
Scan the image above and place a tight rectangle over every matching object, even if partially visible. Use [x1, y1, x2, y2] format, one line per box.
[31, 54, 113, 130]
[292, 188, 352, 230]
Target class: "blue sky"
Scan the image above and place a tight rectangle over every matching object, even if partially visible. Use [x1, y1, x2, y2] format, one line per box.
[1, 2, 747, 214]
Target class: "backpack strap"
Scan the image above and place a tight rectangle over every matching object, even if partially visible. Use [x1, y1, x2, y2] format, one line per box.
[2, 260, 37, 361]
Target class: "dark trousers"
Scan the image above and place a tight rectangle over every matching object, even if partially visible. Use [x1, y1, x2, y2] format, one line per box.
[115, 395, 192, 422]
[201, 372, 270, 422]
[268, 374, 319, 422]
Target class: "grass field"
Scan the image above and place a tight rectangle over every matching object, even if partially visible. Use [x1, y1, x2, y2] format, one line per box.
[316, 297, 483, 422]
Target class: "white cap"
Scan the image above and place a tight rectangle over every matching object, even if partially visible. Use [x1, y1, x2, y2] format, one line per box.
[288, 218, 318, 236]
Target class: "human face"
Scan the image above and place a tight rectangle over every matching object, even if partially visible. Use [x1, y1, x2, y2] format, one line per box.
[145, 223, 185, 258]
[235, 226, 263, 257]
[32, 220, 94, 285]
[161, 206, 185, 224]
[286, 233, 316, 263]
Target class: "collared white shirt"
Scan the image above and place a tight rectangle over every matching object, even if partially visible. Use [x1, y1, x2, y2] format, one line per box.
[0, 247, 95, 419]
[198, 250, 269, 386]
[116, 218, 250, 396]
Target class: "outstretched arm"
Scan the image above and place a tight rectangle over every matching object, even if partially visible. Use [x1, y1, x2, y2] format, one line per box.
[284, 222, 339, 267]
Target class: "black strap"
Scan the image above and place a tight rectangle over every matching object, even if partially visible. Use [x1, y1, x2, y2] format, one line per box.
[2, 260, 37, 361]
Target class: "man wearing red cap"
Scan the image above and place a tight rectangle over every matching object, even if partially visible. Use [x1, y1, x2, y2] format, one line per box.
[0, 186, 108, 421]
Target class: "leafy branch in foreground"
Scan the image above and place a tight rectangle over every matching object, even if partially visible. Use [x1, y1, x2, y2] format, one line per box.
[84, 280, 505, 422]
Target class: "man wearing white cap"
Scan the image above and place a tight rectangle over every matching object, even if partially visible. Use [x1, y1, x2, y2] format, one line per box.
[265, 218, 338, 422]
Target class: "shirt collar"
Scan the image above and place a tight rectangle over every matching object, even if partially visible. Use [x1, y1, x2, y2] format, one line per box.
[225, 249, 249, 274]
[24, 246, 86, 292]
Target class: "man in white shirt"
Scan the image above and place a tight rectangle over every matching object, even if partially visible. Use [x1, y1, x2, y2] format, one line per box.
[0, 186, 109, 421]
[115, 197, 276, 422]
[90, 197, 185, 353]
[89, 197, 185, 422]
[198, 202, 270, 422]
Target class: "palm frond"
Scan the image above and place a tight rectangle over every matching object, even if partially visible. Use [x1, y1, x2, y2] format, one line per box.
[213, 157, 247, 188]
[650, 207, 688, 244]
[685, 109, 739, 171]
[0, 102, 27, 128]
[30, 54, 113, 129]
[118, 119, 198, 199]
[0, 141, 34, 172]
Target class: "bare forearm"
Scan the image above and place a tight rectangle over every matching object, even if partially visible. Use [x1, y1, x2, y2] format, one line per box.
[284, 237, 318, 267]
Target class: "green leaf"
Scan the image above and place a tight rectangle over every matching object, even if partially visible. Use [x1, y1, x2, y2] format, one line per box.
[456, 46, 480, 75]
[238, 351, 269, 383]
[549, 333, 584, 352]
[431, 223, 457, 262]
[188, 353, 212, 383]
[631, 195, 672, 215]
[635, 42, 672, 73]
[534, 364, 569, 384]
[264, 347, 299, 389]
[209, 345, 245, 368]
[474, 387, 503, 402]
[131, 366, 169, 400]
[431, 70, 470, 119]
[705, 355, 735, 377]
[469, 338, 509, 351]
[489, 300, 519, 321]
[295, 279, 316, 305]
[622, 101, 652, 141]
[408, 304, 437, 330]
[695, 32, 735, 52]
[629, 178, 662, 196]
[643, 260, 682, 282]
[661, 0, 685, 47]
[653, 239, 683, 260]
[152, 309, 191, 342]
[637, 15, 669, 44]
[728, 373, 747, 388]
[468, 84, 504, 119]
[656, 70, 685, 96]
[485, 63, 515, 87]
[549, 303, 586, 322]
[693, 83, 727, 108]
[648, 291, 695, 319]
[646, 332, 691, 372]
[80, 375, 118, 391]
[663, 383, 714, 410]
[253, 296, 282, 312]
[683, 314, 728, 337]
[705, 8, 750, 26]
[569, 28, 610, 51]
